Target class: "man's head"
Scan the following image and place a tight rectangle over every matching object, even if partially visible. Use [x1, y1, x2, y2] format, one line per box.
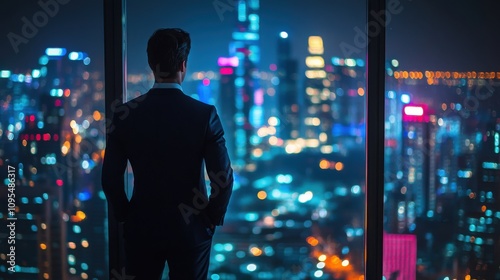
[147, 28, 191, 83]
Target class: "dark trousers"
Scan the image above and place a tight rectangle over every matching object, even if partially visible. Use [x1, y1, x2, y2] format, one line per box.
[124, 238, 212, 280]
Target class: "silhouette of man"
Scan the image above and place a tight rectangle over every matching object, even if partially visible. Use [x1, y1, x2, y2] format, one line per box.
[101, 27, 233, 280]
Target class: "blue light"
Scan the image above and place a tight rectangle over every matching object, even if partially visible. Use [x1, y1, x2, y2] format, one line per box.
[215, 254, 225, 262]
[21, 197, 29, 204]
[232, 32, 259, 41]
[83, 57, 91, 65]
[238, 1, 246, 21]
[235, 77, 245, 87]
[39, 55, 49, 65]
[31, 225, 38, 232]
[73, 225, 81, 234]
[0, 70, 11, 78]
[280, 31, 288, 39]
[45, 48, 67, 56]
[34, 197, 43, 204]
[427, 210, 434, 218]
[37, 121, 44, 129]
[78, 191, 91, 201]
[68, 52, 84, 60]
[244, 213, 259, 222]
[401, 94, 410, 104]
[341, 246, 350, 254]
[224, 243, 233, 251]
[356, 59, 365, 67]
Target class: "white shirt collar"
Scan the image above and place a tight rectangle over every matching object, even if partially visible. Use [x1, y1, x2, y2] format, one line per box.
[152, 83, 183, 91]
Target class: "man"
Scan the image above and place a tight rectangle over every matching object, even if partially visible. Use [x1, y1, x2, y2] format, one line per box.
[101, 28, 233, 280]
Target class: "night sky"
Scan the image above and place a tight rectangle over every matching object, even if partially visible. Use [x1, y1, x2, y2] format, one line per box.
[1, 0, 499, 74]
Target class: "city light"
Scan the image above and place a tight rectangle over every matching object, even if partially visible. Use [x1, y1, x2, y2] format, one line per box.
[45, 48, 67, 56]
[279, 31, 288, 38]
[217, 56, 239, 67]
[403, 105, 424, 116]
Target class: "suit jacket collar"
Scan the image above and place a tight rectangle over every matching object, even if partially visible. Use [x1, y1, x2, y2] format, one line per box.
[152, 82, 183, 91]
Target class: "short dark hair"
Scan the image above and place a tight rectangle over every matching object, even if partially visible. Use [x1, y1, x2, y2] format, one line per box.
[146, 28, 191, 79]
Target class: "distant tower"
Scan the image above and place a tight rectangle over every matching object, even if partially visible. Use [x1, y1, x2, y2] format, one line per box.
[217, 57, 238, 161]
[276, 31, 299, 140]
[303, 36, 332, 145]
[228, 0, 260, 166]
[399, 104, 437, 232]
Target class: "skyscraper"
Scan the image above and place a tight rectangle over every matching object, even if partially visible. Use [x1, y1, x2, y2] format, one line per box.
[228, 0, 261, 166]
[276, 31, 299, 141]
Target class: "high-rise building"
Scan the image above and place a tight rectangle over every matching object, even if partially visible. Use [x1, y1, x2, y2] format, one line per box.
[329, 57, 366, 142]
[228, 0, 261, 165]
[217, 57, 238, 161]
[303, 36, 330, 144]
[457, 119, 500, 279]
[276, 31, 299, 140]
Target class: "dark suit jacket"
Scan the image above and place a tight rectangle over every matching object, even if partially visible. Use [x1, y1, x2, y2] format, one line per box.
[101, 87, 233, 247]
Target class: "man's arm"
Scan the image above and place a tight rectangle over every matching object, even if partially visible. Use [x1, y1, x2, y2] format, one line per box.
[101, 113, 129, 222]
[203, 106, 234, 226]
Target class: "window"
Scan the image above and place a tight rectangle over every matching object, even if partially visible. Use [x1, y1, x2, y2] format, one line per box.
[0, 1, 107, 279]
[384, 1, 500, 279]
[122, 0, 368, 278]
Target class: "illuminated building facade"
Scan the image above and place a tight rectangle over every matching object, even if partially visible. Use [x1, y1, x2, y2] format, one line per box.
[329, 57, 366, 142]
[276, 31, 299, 140]
[228, 0, 261, 166]
[303, 36, 331, 146]
[217, 57, 238, 161]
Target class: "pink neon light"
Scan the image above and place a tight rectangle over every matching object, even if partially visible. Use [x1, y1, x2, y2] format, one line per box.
[404, 105, 424, 116]
[254, 88, 264, 106]
[217, 56, 239, 67]
[220, 67, 234, 75]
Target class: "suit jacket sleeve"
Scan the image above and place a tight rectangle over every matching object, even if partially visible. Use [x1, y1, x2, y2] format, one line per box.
[101, 111, 129, 222]
[203, 106, 234, 226]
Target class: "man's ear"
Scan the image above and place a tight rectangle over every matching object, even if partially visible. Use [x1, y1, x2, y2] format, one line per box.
[180, 60, 186, 73]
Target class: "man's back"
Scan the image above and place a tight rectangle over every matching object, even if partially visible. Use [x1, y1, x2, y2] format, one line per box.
[101, 27, 232, 280]
[102, 87, 233, 247]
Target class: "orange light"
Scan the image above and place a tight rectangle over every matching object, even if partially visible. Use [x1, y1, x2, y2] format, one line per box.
[257, 191, 267, 200]
[76, 210, 86, 220]
[334, 162, 344, 171]
[93, 111, 101, 121]
[481, 205, 486, 212]
[40, 243, 47, 250]
[250, 247, 263, 256]
[357, 88, 365, 96]
[319, 159, 330, 169]
[306, 236, 319, 246]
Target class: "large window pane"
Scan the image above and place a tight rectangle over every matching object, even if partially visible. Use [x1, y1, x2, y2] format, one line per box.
[125, 0, 368, 279]
[0, 1, 107, 279]
[384, 1, 500, 279]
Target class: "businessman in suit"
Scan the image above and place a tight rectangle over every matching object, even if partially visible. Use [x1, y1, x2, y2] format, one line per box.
[101, 28, 233, 280]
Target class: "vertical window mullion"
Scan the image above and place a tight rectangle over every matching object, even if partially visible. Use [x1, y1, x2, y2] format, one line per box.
[365, 0, 386, 278]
